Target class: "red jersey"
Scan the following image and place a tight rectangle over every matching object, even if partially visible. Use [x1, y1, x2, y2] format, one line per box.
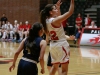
[76, 17, 82, 26]
[24, 24, 31, 31]
[18, 25, 24, 31]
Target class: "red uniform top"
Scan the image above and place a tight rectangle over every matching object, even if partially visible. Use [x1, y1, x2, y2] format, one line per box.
[24, 24, 31, 31]
[18, 24, 24, 31]
[76, 17, 82, 26]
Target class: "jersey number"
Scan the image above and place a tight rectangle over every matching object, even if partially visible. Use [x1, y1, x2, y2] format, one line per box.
[50, 31, 59, 40]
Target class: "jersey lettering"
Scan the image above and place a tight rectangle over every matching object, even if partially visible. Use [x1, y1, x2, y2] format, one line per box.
[50, 31, 59, 40]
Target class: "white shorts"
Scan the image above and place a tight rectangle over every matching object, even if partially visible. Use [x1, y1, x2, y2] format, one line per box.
[50, 41, 70, 64]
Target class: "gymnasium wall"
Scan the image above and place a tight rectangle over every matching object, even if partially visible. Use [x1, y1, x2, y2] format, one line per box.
[0, 0, 39, 25]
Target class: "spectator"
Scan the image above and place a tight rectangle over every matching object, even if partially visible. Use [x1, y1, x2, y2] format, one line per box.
[1, 21, 6, 40]
[74, 13, 82, 43]
[13, 20, 19, 29]
[6, 22, 14, 39]
[24, 21, 31, 31]
[13, 20, 20, 41]
[18, 22, 24, 31]
[75, 13, 82, 29]
[22, 21, 31, 39]
[18, 22, 24, 41]
[88, 21, 97, 28]
[1, 13, 8, 24]
[1, 21, 13, 41]
[85, 14, 92, 27]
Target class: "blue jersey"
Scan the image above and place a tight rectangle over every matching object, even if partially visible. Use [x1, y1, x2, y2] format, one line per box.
[23, 37, 43, 62]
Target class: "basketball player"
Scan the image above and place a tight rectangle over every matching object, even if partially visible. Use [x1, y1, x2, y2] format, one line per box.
[47, 35, 75, 75]
[9, 22, 47, 75]
[40, 0, 74, 75]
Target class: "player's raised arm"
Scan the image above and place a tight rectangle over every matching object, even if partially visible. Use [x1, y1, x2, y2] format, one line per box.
[52, 0, 74, 27]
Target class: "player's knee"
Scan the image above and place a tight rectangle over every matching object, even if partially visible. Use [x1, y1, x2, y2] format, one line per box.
[54, 66, 58, 70]
[52, 64, 59, 71]
[62, 69, 68, 73]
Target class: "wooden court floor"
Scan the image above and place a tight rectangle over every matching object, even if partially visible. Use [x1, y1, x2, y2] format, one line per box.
[0, 42, 100, 75]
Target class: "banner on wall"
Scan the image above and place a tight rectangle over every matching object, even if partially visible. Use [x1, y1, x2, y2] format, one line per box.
[79, 28, 100, 46]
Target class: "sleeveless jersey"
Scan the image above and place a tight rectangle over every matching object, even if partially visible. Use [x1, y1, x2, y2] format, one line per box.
[46, 18, 70, 63]
[46, 18, 69, 46]
[23, 37, 43, 63]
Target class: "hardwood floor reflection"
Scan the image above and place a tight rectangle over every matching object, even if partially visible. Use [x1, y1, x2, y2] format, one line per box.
[0, 42, 100, 75]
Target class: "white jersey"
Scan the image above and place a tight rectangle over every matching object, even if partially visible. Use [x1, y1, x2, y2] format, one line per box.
[46, 18, 70, 63]
[46, 18, 66, 41]
[2, 24, 6, 29]
[6, 24, 13, 30]
[46, 18, 69, 46]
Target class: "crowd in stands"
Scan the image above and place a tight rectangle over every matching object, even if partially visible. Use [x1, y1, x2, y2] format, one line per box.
[0, 13, 99, 44]
[0, 13, 31, 43]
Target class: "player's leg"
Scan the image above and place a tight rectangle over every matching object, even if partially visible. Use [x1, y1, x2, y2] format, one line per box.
[49, 63, 59, 75]
[47, 52, 61, 75]
[61, 63, 69, 75]
[47, 52, 52, 72]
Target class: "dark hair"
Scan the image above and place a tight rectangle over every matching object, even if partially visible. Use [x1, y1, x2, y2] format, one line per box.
[28, 22, 43, 42]
[25, 22, 43, 56]
[40, 4, 54, 33]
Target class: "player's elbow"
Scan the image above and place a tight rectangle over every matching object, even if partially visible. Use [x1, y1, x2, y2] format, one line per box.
[15, 51, 20, 56]
[69, 9, 74, 15]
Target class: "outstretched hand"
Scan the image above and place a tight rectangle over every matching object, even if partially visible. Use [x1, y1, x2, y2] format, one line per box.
[65, 35, 75, 40]
[55, 0, 62, 9]
[69, 35, 75, 40]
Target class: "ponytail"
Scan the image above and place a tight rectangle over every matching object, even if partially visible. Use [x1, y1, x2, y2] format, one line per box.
[40, 10, 48, 33]
[40, 4, 55, 34]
